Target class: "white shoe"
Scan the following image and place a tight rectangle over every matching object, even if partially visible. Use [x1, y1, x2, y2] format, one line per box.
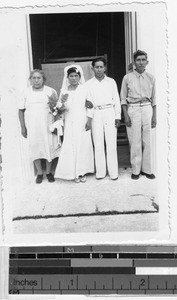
[75, 177, 80, 183]
[80, 175, 86, 183]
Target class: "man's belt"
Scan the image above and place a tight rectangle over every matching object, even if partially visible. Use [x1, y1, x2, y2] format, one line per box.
[95, 104, 113, 110]
[127, 98, 151, 106]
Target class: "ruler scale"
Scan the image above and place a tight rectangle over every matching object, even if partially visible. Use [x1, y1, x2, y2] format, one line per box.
[9, 245, 177, 295]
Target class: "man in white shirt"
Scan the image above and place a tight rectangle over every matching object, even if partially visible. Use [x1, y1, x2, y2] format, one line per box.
[86, 57, 121, 180]
[120, 50, 156, 180]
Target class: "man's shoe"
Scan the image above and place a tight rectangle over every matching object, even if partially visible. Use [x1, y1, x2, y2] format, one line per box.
[46, 173, 55, 182]
[111, 177, 118, 180]
[141, 171, 155, 179]
[36, 174, 43, 184]
[131, 174, 140, 180]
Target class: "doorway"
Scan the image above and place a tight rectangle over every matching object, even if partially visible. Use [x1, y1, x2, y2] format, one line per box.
[30, 12, 125, 91]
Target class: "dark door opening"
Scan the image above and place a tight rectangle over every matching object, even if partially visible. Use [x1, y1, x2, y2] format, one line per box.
[30, 12, 125, 92]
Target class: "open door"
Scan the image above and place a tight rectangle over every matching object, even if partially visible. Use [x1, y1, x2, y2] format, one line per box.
[124, 12, 137, 72]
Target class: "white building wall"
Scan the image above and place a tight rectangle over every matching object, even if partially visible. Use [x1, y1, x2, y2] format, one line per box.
[136, 4, 168, 229]
[0, 12, 33, 185]
[136, 5, 167, 76]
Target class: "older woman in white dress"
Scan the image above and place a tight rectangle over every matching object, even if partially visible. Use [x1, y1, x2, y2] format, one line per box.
[18, 69, 59, 184]
[55, 65, 94, 183]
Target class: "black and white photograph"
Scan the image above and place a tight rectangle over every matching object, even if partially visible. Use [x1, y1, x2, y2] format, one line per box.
[0, 0, 169, 244]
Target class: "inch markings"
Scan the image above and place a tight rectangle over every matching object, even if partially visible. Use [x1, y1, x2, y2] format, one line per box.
[9, 245, 177, 295]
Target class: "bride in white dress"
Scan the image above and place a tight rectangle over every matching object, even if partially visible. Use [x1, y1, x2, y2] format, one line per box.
[55, 65, 94, 183]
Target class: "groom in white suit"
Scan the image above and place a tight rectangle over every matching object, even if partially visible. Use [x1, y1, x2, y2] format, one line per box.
[86, 57, 121, 180]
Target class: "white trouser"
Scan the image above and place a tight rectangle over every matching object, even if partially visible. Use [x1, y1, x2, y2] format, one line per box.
[126, 104, 153, 175]
[91, 107, 118, 179]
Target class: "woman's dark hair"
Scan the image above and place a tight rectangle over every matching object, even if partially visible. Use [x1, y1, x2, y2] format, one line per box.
[133, 50, 148, 61]
[67, 67, 81, 77]
[91, 57, 107, 67]
[29, 69, 46, 82]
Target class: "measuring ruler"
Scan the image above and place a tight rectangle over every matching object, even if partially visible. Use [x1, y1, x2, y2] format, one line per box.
[9, 245, 177, 295]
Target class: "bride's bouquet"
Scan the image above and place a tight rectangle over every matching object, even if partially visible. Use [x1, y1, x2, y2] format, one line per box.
[49, 92, 68, 118]
[49, 92, 68, 139]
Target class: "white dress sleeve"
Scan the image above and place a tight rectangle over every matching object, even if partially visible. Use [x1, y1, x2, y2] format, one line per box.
[18, 89, 27, 110]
